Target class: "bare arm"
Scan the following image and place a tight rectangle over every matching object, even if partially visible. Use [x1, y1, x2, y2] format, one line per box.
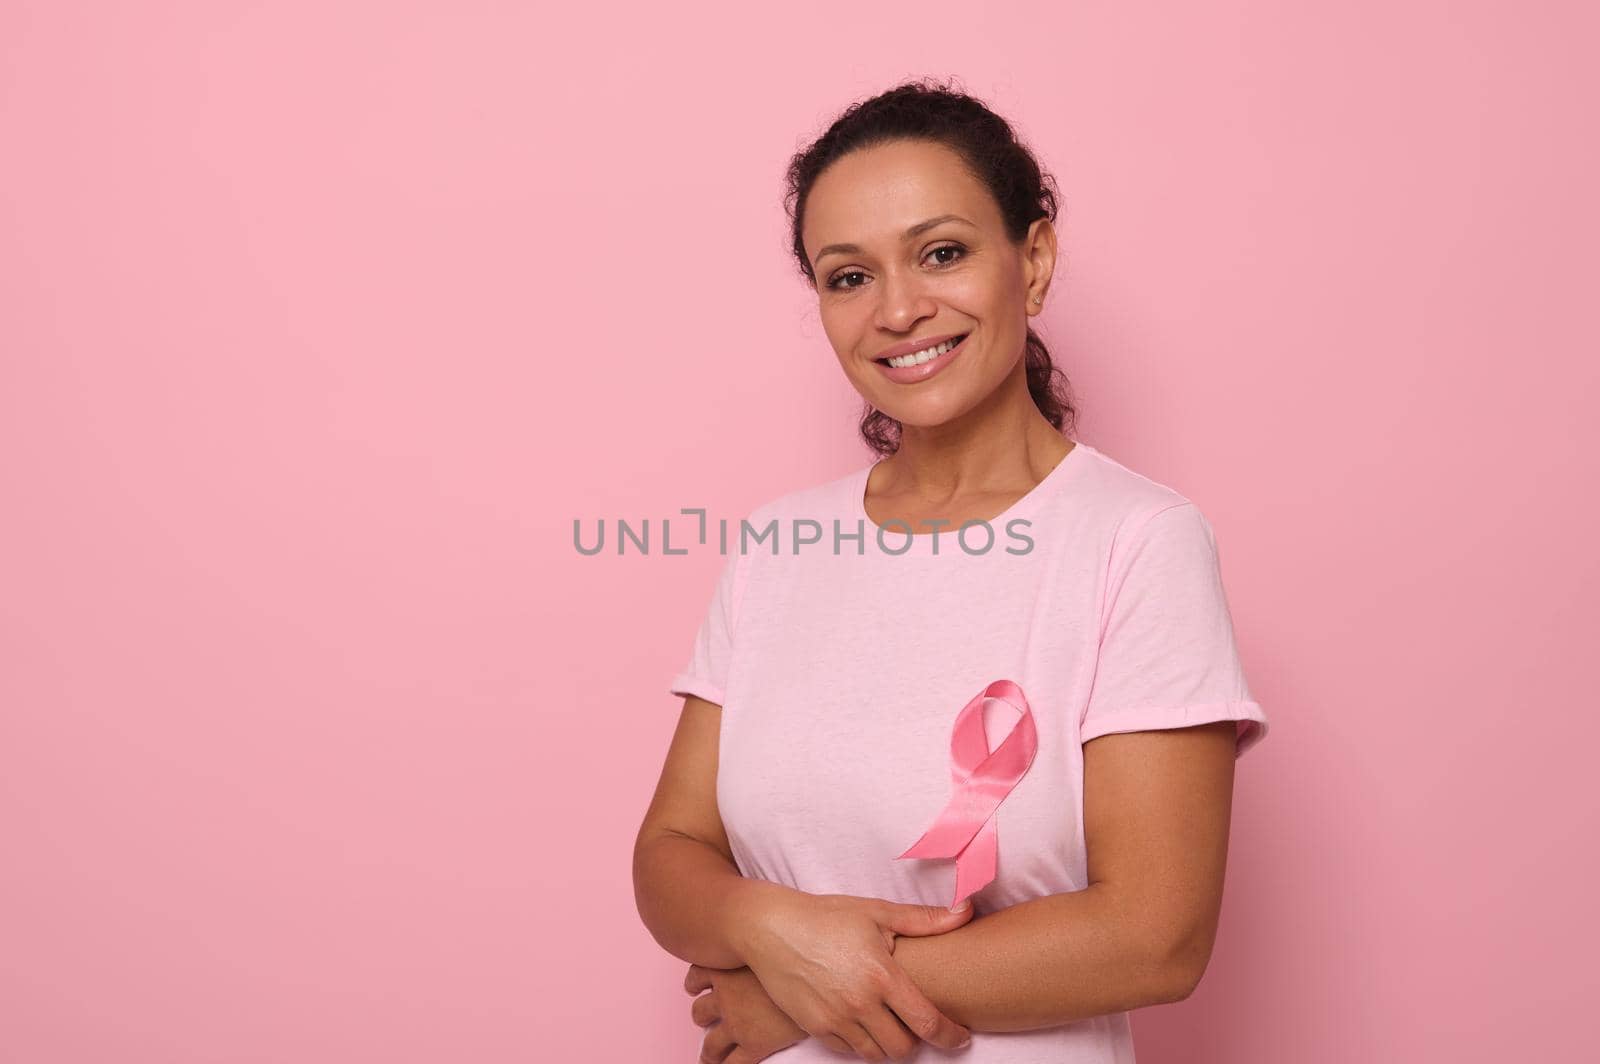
[886, 720, 1240, 1031]
[639, 696, 1238, 1044]
[632, 693, 788, 970]
[636, 694, 976, 1059]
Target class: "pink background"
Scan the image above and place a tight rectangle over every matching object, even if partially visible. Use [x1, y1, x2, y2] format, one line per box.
[3, 2, 1595, 1060]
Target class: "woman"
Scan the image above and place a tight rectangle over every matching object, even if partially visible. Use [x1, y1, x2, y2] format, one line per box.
[634, 79, 1269, 1063]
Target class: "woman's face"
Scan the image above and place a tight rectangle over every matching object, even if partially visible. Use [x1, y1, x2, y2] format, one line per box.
[801, 138, 1054, 432]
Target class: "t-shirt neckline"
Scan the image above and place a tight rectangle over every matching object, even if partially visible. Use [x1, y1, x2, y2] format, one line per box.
[853, 438, 1090, 549]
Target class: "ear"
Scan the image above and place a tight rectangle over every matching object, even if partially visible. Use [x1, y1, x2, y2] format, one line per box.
[1023, 216, 1058, 314]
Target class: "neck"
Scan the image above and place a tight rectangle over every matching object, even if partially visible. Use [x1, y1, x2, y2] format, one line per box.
[881, 361, 1070, 498]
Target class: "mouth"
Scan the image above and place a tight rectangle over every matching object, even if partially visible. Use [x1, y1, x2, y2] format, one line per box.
[875, 333, 970, 369]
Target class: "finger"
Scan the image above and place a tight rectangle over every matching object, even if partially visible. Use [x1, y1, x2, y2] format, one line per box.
[873, 899, 975, 938]
[689, 989, 721, 1028]
[836, 1020, 888, 1062]
[699, 1023, 735, 1064]
[685, 964, 714, 994]
[858, 1004, 919, 1061]
[880, 966, 971, 1050]
[817, 1033, 856, 1054]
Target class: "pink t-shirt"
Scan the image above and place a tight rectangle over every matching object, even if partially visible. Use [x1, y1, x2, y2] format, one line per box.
[667, 439, 1268, 1063]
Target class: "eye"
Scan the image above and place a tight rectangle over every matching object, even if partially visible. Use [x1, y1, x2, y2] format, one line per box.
[821, 244, 967, 291]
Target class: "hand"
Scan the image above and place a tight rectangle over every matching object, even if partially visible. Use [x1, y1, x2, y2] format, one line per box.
[731, 889, 976, 1060]
[684, 963, 856, 1062]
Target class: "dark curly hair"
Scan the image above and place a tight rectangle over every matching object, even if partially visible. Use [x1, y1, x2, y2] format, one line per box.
[783, 76, 1078, 457]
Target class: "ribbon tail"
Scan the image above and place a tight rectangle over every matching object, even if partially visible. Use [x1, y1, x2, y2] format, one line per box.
[952, 816, 998, 906]
[895, 790, 989, 860]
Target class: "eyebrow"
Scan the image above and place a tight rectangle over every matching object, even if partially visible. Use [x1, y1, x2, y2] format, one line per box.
[812, 214, 976, 269]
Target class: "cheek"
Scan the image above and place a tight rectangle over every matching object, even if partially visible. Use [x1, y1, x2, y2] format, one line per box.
[939, 266, 1011, 320]
[819, 305, 869, 361]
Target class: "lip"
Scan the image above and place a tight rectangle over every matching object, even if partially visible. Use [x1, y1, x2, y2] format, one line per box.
[873, 332, 971, 385]
[872, 331, 968, 363]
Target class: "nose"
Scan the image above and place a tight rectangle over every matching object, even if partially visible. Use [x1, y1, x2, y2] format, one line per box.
[872, 268, 938, 333]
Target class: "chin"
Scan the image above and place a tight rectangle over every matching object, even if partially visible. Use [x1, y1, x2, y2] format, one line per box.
[876, 397, 972, 429]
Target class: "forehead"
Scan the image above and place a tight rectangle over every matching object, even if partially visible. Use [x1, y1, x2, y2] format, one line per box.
[802, 140, 996, 257]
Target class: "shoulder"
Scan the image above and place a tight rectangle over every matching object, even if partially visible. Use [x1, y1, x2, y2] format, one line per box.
[737, 463, 867, 533]
[1059, 446, 1237, 587]
[1022, 441, 1234, 586]
[1069, 441, 1193, 515]
[1056, 440, 1201, 531]
[701, 463, 869, 574]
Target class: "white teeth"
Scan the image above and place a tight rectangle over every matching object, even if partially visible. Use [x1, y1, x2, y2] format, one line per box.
[886, 336, 962, 368]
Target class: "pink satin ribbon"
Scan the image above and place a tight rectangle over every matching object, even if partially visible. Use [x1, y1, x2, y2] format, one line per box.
[895, 679, 1039, 909]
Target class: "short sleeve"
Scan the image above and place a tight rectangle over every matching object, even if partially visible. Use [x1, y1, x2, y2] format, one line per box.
[667, 549, 748, 708]
[1080, 502, 1269, 757]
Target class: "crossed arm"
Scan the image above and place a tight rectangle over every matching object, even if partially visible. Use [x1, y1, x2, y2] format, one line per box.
[634, 694, 1239, 1034]
[885, 716, 1238, 1030]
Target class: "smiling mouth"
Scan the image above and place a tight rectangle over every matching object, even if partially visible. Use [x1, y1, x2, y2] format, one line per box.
[876, 333, 970, 368]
